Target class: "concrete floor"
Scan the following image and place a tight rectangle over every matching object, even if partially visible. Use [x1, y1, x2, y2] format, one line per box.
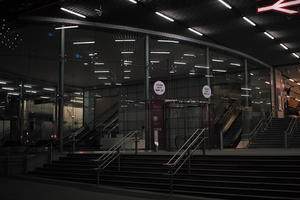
[0, 177, 213, 200]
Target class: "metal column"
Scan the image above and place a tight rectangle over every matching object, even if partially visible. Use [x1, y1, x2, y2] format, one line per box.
[58, 28, 65, 153]
[19, 81, 24, 142]
[144, 35, 151, 151]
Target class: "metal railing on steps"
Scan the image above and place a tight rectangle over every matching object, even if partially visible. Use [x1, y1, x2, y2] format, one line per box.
[284, 118, 298, 149]
[91, 130, 140, 184]
[163, 128, 207, 196]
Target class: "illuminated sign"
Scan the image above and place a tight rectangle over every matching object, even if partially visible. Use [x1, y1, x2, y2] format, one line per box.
[257, 0, 300, 15]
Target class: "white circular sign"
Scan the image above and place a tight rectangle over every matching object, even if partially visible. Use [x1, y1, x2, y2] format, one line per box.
[202, 85, 212, 98]
[154, 81, 166, 96]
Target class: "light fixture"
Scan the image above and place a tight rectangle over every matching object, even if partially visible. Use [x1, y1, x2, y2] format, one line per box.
[242, 17, 256, 26]
[188, 28, 203, 36]
[54, 25, 79, 30]
[212, 59, 224, 63]
[98, 77, 108, 80]
[169, 70, 176, 74]
[150, 51, 171, 54]
[89, 53, 98, 56]
[150, 60, 160, 64]
[250, 73, 254, 76]
[184, 54, 196, 57]
[0, 81, 7, 85]
[2, 87, 14, 91]
[115, 39, 136, 42]
[84, 63, 89, 66]
[174, 61, 187, 65]
[121, 51, 134, 54]
[40, 96, 51, 99]
[124, 76, 131, 79]
[71, 100, 83, 103]
[127, 0, 137, 4]
[213, 69, 227, 73]
[241, 88, 252, 91]
[60, 8, 86, 18]
[43, 88, 55, 91]
[265, 81, 271, 85]
[94, 62, 105, 65]
[157, 40, 179, 44]
[7, 92, 19, 96]
[94, 70, 110, 73]
[230, 63, 241, 66]
[292, 53, 300, 59]
[241, 94, 250, 97]
[289, 79, 295, 82]
[124, 70, 132, 73]
[297, 83, 300, 86]
[280, 43, 289, 50]
[218, 0, 232, 9]
[26, 90, 37, 94]
[205, 75, 214, 78]
[116, 83, 122, 86]
[73, 41, 95, 45]
[155, 12, 175, 22]
[264, 32, 275, 40]
[194, 65, 209, 69]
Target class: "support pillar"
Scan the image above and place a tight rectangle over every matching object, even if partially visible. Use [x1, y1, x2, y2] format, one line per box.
[144, 35, 151, 151]
[19, 81, 24, 142]
[58, 28, 65, 153]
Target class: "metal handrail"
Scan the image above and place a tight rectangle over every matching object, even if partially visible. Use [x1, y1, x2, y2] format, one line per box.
[164, 128, 207, 175]
[249, 118, 265, 144]
[103, 117, 118, 131]
[263, 111, 273, 131]
[284, 118, 297, 149]
[92, 130, 139, 184]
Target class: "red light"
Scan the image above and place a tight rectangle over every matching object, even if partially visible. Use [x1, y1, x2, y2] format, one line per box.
[257, 0, 300, 15]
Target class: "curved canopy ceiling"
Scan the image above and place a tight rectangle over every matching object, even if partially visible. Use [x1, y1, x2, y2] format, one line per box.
[0, 0, 300, 67]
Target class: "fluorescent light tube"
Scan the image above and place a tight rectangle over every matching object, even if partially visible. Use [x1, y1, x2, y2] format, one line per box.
[128, 0, 137, 4]
[292, 53, 300, 59]
[155, 12, 174, 22]
[243, 17, 256, 26]
[213, 69, 227, 73]
[115, 39, 136, 42]
[280, 43, 289, 50]
[150, 51, 171, 54]
[212, 59, 224, 62]
[121, 51, 134, 54]
[55, 25, 79, 30]
[188, 28, 203, 36]
[218, 0, 232, 9]
[264, 32, 275, 40]
[2, 87, 14, 91]
[60, 8, 86, 18]
[194, 65, 209, 69]
[94, 70, 110, 73]
[157, 40, 179, 44]
[73, 41, 95, 45]
[230, 63, 241, 66]
[174, 61, 186, 65]
[98, 77, 108, 80]
[94, 62, 105, 65]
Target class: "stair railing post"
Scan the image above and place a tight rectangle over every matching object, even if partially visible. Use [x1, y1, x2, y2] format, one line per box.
[220, 131, 223, 151]
[202, 130, 206, 155]
[188, 148, 191, 175]
[72, 134, 76, 153]
[117, 147, 121, 172]
[284, 131, 288, 149]
[135, 131, 138, 155]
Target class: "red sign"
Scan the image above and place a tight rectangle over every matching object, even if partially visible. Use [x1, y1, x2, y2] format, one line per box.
[257, 0, 300, 15]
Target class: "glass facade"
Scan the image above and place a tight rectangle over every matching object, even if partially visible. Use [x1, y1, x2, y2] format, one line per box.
[0, 21, 272, 150]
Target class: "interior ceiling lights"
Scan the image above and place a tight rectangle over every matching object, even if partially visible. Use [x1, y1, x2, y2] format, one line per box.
[60, 7, 86, 18]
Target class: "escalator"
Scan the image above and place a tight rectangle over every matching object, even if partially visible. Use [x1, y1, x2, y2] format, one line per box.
[215, 103, 242, 148]
[63, 103, 119, 148]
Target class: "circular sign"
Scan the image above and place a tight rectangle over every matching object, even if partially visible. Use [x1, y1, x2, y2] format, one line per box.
[202, 85, 212, 99]
[154, 81, 166, 96]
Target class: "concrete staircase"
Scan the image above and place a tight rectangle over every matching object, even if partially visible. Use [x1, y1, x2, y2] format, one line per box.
[30, 153, 300, 200]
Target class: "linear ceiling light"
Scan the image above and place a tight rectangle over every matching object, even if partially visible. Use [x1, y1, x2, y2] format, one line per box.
[292, 53, 300, 59]
[242, 17, 256, 26]
[213, 69, 227, 73]
[218, 0, 232, 9]
[104, 83, 112, 86]
[26, 90, 37, 94]
[94, 70, 110, 73]
[150, 51, 171, 54]
[0, 81, 7, 85]
[43, 88, 55, 91]
[230, 63, 241, 66]
[241, 88, 252, 91]
[19, 84, 32, 88]
[280, 43, 289, 50]
[94, 62, 105, 65]
[289, 79, 295, 82]
[155, 12, 174, 22]
[124, 70, 132, 73]
[55, 25, 79, 30]
[116, 83, 122, 86]
[128, 0, 137, 4]
[188, 28, 203, 36]
[212, 59, 224, 63]
[98, 77, 108, 80]
[73, 41, 95, 45]
[150, 60, 160, 64]
[121, 51, 134, 54]
[157, 40, 179, 44]
[264, 32, 275, 40]
[2, 87, 14, 91]
[184, 54, 196, 57]
[194, 65, 209, 69]
[174, 61, 187, 65]
[8, 92, 19, 96]
[115, 39, 136, 42]
[124, 77, 131, 79]
[60, 8, 86, 18]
